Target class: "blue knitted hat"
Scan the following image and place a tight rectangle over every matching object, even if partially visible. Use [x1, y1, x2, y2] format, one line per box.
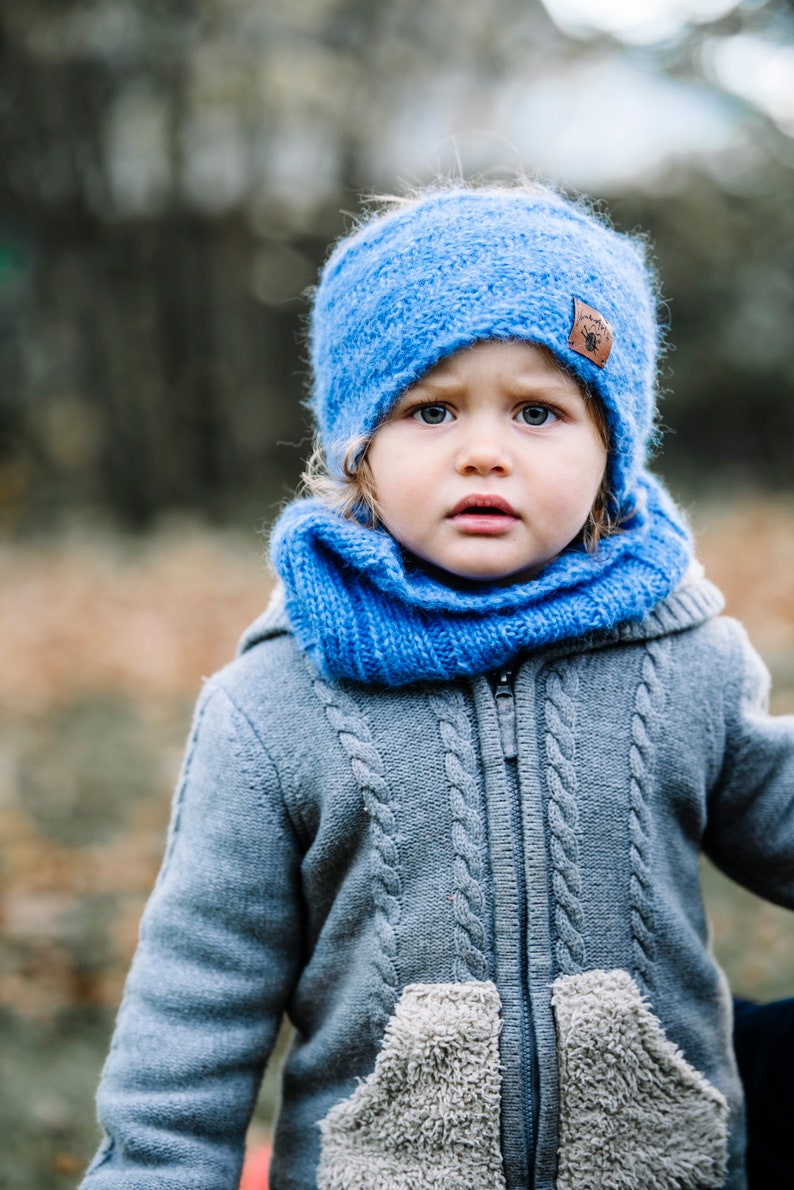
[309, 185, 661, 514]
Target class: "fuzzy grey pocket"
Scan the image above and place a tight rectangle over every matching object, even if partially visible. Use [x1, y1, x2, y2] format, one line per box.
[317, 981, 506, 1190]
[552, 969, 729, 1190]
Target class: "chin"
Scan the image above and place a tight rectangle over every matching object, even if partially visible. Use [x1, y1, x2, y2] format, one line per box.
[407, 548, 552, 587]
[434, 562, 545, 588]
[452, 555, 555, 585]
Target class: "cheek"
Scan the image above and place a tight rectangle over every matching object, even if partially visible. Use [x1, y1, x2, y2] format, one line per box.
[549, 441, 607, 531]
[368, 437, 424, 528]
[370, 431, 435, 493]
[578, 435, 609, 498]
[588, 455, 609, 503]
[366, 436, 395, 502]
[545, 438, 606, 497]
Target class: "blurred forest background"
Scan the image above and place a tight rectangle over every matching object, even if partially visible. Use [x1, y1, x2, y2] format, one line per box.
[1, 0, 793, 1186]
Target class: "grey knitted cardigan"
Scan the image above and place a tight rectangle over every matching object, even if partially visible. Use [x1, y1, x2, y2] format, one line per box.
[83, 569, 794, 1190]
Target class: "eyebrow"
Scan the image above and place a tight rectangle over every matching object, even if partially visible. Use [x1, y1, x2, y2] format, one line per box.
[508, 379, 576, 399]
[405, 375, 463, 395]
[400, 367, 586, 406]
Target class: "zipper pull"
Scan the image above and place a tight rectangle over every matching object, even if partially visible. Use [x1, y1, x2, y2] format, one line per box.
[494, 668, 518, 760]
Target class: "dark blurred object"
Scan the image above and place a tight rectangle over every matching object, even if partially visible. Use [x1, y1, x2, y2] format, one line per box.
[0, 0, 792, 530]
[609, 169, 794, 493]
[733, 997, 794, 1187]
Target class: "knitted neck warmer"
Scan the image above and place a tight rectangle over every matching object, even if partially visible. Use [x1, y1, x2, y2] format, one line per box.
[270, 472, 692, 687]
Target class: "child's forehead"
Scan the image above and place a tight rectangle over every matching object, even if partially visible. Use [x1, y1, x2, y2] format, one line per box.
[408, 340, 579, 386]
[390, 341, 588, 416]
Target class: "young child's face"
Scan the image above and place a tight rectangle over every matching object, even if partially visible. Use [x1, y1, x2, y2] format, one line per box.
[366, 340, 608, 584]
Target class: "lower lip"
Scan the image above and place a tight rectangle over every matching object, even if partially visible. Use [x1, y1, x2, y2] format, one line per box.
[449, 512, 519, 535]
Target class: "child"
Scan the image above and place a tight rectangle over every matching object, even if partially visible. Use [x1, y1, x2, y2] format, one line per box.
[81, 183, 794, 1190]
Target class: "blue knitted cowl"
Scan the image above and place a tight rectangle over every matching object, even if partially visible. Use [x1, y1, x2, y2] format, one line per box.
[270, 474, 692, 687]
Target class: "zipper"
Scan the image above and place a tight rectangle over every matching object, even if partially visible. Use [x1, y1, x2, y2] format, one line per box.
[494, 668, 518, 759]
[492, 666, 540, 1183]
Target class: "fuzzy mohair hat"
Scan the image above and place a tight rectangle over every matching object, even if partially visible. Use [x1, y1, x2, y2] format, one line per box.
[309, 185, 661, 515]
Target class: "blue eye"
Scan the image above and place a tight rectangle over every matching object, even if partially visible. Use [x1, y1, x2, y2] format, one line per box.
[519, 404, 556, 427]
[412, 404, 451, 425]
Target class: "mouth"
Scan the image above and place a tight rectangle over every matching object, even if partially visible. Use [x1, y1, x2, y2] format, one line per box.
[449, 494, 518, 517]
[447, 494, 519, 533]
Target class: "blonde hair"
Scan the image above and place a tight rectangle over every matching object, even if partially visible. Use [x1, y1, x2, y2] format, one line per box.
[301, 435, 379, 525]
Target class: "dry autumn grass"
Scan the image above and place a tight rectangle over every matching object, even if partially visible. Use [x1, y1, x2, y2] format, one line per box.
[0, 495, 792, 1186]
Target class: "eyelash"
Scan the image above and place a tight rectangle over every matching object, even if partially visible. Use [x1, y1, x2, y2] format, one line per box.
[404, 401, 561, 426]
[408, 403, 451, 425]
[519, 404, 559, 427]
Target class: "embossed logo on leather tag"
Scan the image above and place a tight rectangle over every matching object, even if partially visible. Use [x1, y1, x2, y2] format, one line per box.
[568, 298, 613, 368]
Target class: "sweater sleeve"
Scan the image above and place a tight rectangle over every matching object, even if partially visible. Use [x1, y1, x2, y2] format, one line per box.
[702, 620, 794, 909]
[80, 678, 305, 1189]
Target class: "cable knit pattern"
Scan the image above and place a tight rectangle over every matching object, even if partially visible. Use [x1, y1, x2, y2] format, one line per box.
[629, 639, 670, 996]
[308, 661, 401, 1033]
[429, 688, 489, 982]
[271, 473, 693, 687]
[544, 662, 585, 975]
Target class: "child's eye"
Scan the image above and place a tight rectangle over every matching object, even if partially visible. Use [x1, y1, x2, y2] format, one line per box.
[519, 404, 557, 427]
[411, 404, 451, 425]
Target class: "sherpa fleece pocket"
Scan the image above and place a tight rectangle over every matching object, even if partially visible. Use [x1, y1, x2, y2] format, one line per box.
[317, 981, 507, 1190]
[552, 968, 729, 1190]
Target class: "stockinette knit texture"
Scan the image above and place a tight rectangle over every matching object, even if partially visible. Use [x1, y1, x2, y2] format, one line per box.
[309, 185, 659, 512]
[270, 473, 692, 687]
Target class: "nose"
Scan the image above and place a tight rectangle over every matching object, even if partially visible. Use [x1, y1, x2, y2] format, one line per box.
[454, 419, 512, 476]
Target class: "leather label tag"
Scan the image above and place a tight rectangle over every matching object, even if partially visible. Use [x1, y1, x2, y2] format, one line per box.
[568, 298, 613, 368]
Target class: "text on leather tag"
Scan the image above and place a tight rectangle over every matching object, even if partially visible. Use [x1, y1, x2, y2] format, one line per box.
[568, 298, 613, 368]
